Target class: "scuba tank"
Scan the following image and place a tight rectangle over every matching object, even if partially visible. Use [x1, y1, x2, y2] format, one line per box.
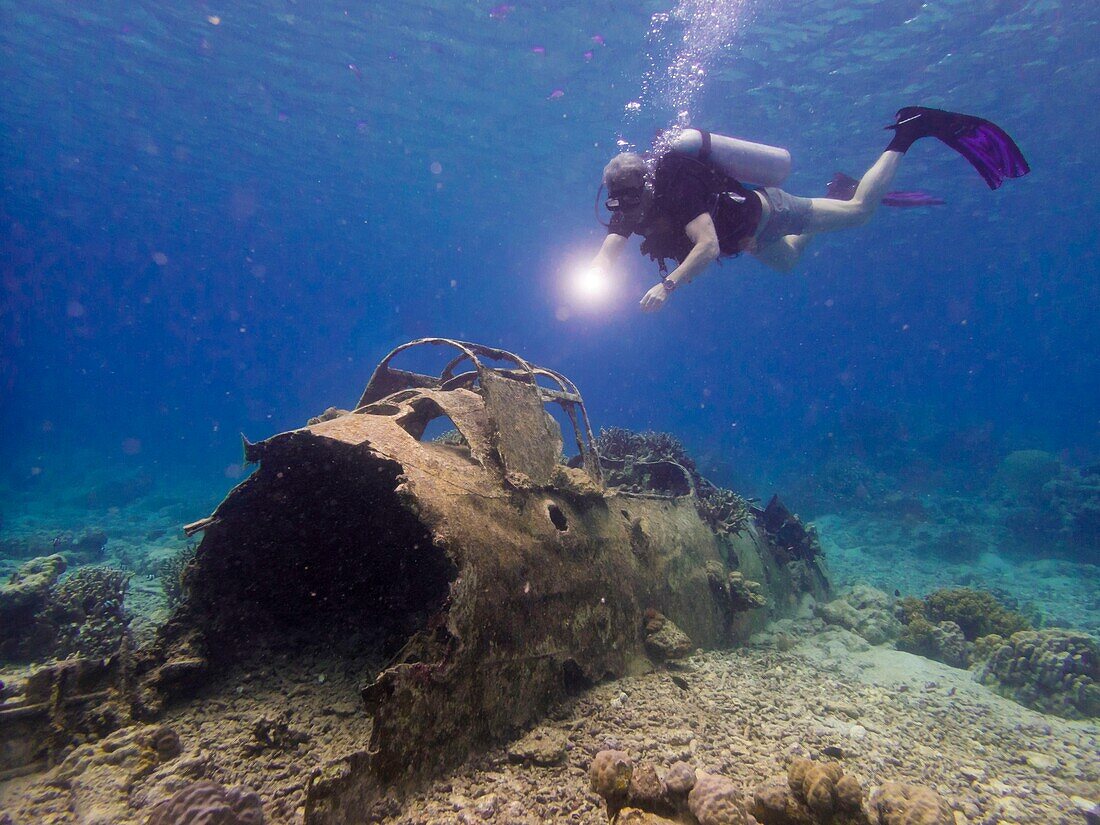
[669, 128, 790, 188]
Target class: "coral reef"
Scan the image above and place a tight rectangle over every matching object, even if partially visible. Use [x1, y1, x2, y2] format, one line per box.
[1046, 464, 1100, 560]
[996, 451, 1100, 565]
[688, 772, 753, 825]
[595, 428, 750, 534]
[0, 555, 67, 659]
[867, 782, 952, 825]
[590, 753, 957, 825]
[145, 780, 265, 825]
[590, 749, 634, 817]
[0, 559, 131, 662]
[643, 610, 695, 662]
[0, 529, 107, 564]
[726, 572, 767, 613]
[921, 588, 1032, 641]
[896, 617, 970, 670]
[48, 566, 132, 660]
[706, 563, 767, 617]
[590, 752, 756, 825]
[895, 588, 1031, 669]
[752, 758, 867, 825]
[996, 450, 1063, 498]
[756, 497, 824, 565]
[814, 586, 902, 646]
[1, 723, 185, 823]
[977, 629, 1100, 719]
[155, 542, 198, 609]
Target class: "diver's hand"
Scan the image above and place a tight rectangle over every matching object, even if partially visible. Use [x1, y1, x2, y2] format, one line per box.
[640, 283, 670, 312]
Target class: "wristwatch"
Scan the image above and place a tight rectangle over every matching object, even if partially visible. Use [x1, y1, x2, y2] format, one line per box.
[661, 276, 677, 292]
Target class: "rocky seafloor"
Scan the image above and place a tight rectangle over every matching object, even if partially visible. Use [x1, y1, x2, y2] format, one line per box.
[2, 621, 1096, 824]
[373, 626, 1099, 824]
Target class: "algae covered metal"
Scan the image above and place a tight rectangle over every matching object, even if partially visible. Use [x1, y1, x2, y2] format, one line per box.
[144, 338, 829, 821]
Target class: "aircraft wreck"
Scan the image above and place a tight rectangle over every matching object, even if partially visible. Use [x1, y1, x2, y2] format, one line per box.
[1, 339, 830, 823]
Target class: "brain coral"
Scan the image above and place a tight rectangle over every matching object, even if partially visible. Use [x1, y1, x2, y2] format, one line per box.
[662, 761, 697, 797]
[590, 749, 634, 800]
[751, 778, 815, 825]
[145, 780, 264, 825]
[978, 629, 1100, 719]
[787, 759, 844, 816]
[868, 782, 952, 825]
[688, 771, 754, 825]
[628, 761, 665, 808]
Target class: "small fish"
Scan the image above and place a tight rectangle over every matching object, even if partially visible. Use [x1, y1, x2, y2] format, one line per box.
[489, 3, 514, 20]
[670, 675, 689, 691]
[591, 34, 606, 46]
[821, 745, 844, 758]
[583, 50, 593, 61]
[547, 89, 564, 100]
[531, 45, 545, 55]
[347, 63, 362, 81]
[894, 589, 901, 597]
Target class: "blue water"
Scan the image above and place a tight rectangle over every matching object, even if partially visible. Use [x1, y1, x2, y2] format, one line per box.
[1, 2, 1097, 543]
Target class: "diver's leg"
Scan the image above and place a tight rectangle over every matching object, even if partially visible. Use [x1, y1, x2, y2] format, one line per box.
[801, 150, 903, 233]
[752, 233, 813, 274]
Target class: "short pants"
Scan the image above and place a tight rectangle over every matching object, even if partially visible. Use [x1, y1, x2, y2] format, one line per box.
[757, 187, 814, 245]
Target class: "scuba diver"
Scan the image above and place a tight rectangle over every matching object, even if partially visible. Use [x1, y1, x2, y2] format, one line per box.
[588, 106, 1030, 312]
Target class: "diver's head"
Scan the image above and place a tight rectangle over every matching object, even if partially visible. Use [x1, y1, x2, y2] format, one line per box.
[602, 153, 650, 216]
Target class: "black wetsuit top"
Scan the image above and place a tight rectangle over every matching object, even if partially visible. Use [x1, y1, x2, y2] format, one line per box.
[608, 152, 762, 264]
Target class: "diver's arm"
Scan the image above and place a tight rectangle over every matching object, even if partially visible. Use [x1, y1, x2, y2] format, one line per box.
[591, 232, 628, 270]
[640, 213, 719, 312]
[670, 213, 721, 285]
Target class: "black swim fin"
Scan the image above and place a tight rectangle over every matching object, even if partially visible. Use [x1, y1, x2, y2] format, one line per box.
[885, 106, 1030, 190]
[825, 172, 945, 207]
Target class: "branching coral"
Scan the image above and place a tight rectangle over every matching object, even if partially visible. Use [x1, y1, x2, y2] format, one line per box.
[48, 566, 132, 660]
[155, 542, 198, 609]
[595, 428, 749, 533]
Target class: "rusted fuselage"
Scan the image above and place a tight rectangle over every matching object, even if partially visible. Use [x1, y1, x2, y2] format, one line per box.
[155, 339, 829, 822]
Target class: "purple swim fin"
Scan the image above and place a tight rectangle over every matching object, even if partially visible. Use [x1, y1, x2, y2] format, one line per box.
[825, 172, 945, 208]
[886, 106, 1030, 190]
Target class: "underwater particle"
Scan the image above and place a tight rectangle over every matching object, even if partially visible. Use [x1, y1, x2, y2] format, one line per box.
[489, 3, 513, 20]
[548, 89, 564, 99]
[430, 161, 443, 175]
[449, 279, 457, 288]
[531, 45, 545, 55]
[277, 111, 289, 122]
[121, 438, 142, 455]
[206, 15, 220, 25]
[152, 251, 169, 266]
[555, 306, 570, 322]
[66, 300, 86, 318]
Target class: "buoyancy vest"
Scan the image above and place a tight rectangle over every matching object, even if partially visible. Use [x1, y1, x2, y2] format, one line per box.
[638, 131, 762, 271]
